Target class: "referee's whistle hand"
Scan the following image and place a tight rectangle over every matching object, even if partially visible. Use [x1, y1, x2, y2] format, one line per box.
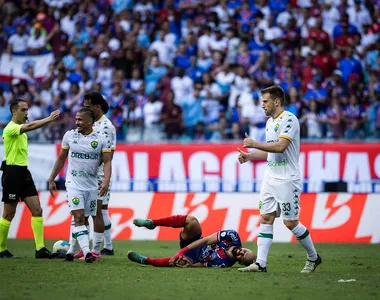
[243, 132, 254, 148]
[49, 110, 61, 121]
[48, 180, 57, 197]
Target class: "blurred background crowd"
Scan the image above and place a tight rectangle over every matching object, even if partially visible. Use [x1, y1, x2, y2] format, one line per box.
[0, 0, 379, 143]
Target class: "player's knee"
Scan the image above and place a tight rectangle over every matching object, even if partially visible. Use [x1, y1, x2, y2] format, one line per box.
[31, 207, 43, 217]
[260, 214, 275, 224]
[283, 219, 298, 230]
[2, 211, 15, 222]
[74, 214, 85, 225]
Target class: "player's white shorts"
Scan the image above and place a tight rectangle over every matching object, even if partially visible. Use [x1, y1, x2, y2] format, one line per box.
[259, 177, 302, 220]
[67, 188, 98, 217]
[97, 179, 111, 205]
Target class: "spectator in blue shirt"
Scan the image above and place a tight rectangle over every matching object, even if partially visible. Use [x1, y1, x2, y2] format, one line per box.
[339, 48, 363, 85]
[304, 76, 328, 107]
[332, 14, 359, 40]
[248, 29, 272, 65]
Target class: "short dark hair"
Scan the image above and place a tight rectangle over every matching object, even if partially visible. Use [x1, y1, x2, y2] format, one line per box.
[261, 85, 285, 106]
[83, 92, 109, 114]
[9, 99, 27, 114]
[78, 107, 95, 124]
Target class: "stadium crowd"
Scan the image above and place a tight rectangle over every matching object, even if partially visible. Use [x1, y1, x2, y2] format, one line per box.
[0, 0, 379, 143]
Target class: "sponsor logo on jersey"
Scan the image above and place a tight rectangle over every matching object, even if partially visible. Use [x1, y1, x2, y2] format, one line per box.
[267, 159, 288, 167]
[72, 197, 80, 205]
[71, 152, 99, 160]
[91, 140, 98, 149]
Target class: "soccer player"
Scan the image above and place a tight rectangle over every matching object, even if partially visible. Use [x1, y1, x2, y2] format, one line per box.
[0, 100, 59, 259]
[83, 92, 116, 256]
[237, 85, 322, 273]
[128, 215, 256, 268]
[48, 108, 112, 263]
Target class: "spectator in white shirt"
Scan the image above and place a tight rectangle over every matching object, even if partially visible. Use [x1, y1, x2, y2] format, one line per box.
[51, 69, 71, 95]
[209, 28, 228, 53]
[228, 65, 250, 107]
[134, 0, 155, 21]
[198, 25, 212, 57]
[27, 23, 47, 54]
[143, 93, 163, 141]
[348, 0, 372, 33]
[171, 67, 194, 105]
[7, 25, 28, 54]
[238, 80, 267, 143]
[123, 99, 143, 142]
[149, 29, 172, 66]
[277, 3, 294, 29]
[60, 8, 77, 40]
[322, 0, 341, 37]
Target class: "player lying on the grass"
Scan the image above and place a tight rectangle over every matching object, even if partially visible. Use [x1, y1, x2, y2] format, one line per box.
[128, 214, 256, 268]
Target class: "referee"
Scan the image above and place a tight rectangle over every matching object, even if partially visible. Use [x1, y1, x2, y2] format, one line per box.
[0, 99, 60, 258]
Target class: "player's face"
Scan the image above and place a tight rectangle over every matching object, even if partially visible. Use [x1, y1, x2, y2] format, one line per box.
[83, 100, 101, 116]
[15, 102, 29, 123]
[261, 93, 276, 116]
[232, 247, 256, 266]
[75, 112, 92, 133]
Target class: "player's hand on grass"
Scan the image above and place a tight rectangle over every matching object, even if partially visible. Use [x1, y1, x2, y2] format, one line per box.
[99, 181, 109, 197]
[49, 110, 61, 121]
[48, 180, 57, 197]
[243, 132, 255, 148]
[169, 247, 189, 266]
[237, 148, 249, 164]
[174, 256, 193, 268]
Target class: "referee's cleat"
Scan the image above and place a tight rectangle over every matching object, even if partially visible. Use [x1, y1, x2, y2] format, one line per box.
[100, 248, 114, 256]
[0, 250, 18, 259]
[64, 253, 74, 262]
[300, 254, 322, 273]
[133, 218, 156, 230]
[35, 247, 53, 259]
[127, 251, 147, 264]
[238, 262, 267, 272]
[85, 252, 96, 263]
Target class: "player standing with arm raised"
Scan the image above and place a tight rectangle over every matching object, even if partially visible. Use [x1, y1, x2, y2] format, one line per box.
[83, 92, 116, 256]
[0, 100, 60, 258]
[48, 108, 112, 263]
[237, 86, 322, 273]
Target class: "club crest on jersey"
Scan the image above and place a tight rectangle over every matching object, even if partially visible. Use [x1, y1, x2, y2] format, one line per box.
[72, 197, 80, 205]
[91, 140, 98, 149]
[274, 123, 279, 132]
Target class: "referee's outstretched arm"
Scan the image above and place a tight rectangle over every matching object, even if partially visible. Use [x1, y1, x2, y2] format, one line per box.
[0, 99, 60, 259]
[20, 111, 60, 133]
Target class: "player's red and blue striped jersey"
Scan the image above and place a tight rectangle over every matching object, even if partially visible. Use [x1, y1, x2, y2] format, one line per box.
[187, 230, 242, 268]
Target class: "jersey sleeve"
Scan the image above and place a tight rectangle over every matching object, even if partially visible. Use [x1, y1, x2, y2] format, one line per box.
[204, 259, 234, 268]
[4, 122, 22, 137]
[100, 133, 112, 153]
[103, 121, 117, 150]
[61, 131, 71, 150]
[110, 126, 116, 150]
[217, 230, 242, 247]
[279, 114, 299, 142]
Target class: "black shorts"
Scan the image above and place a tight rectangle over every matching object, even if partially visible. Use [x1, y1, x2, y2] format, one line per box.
[1, 165, 38, 203]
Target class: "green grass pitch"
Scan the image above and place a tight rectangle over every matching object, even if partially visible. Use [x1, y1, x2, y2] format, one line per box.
[0, 240, 379, 300]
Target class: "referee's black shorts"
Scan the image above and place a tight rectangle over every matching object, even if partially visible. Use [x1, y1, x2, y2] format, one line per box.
[1, 164, 38, 203]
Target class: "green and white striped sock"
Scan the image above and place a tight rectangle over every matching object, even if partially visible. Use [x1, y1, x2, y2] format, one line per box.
[73, 225, 90, 256]
[256, 224, 273, 268]
[292, 222, 317, 261]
